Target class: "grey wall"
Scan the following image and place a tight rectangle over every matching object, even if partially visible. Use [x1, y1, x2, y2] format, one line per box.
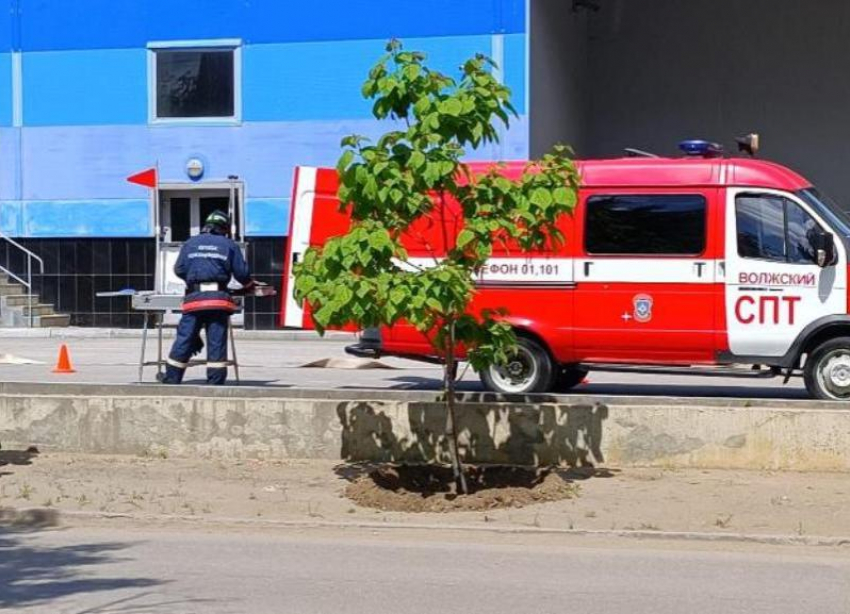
[532, 0, 850, 203]
[530, 0, 590, 156]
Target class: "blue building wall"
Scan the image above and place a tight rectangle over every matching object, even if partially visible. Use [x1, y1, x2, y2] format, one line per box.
[0, 0, 529, 238]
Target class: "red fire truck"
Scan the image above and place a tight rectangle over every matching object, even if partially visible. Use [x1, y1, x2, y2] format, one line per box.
[281, 141, 850, 401]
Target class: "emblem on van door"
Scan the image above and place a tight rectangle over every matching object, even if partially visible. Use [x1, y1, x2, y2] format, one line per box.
[633, 294, 653, 323]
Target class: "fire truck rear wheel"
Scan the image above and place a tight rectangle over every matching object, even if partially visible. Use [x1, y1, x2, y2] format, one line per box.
[804, 337, 850, 401]
[481, 336, 556, 394]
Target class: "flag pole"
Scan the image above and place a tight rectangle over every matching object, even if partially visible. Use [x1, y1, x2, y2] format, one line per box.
[153, 161, 161, 292]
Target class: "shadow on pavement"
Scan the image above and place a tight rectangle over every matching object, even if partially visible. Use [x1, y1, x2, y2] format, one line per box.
[334, 460, 618, 484]
[384, 375, 483, 391]
[0, 447, 40, 479]
[389, 376, 810, 400]
[577, 383, 810, 399]
[178, 379, 290, 388]
[0, 527, 165, 611]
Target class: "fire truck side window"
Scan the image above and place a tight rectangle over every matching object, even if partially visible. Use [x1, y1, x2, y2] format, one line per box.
[736, 195, 785, 261]
[736, 194, 821, 264]
[785, 201, 819, 264]
[584, 194, 706, 255]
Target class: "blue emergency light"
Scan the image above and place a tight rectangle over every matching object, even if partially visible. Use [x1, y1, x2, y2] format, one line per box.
[679, 139, 723, 157]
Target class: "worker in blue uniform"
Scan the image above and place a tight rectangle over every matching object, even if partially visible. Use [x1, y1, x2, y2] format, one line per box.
[158, 210, 254, 385]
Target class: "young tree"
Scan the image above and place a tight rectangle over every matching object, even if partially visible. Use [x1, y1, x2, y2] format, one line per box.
[294, 41, 579, 493]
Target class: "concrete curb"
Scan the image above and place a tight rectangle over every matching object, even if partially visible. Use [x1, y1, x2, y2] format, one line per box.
[0, 380, 841, 409]
[2, 382, 850, 471]
[54, 509, 850, 548]
[0, 327, 356, 342]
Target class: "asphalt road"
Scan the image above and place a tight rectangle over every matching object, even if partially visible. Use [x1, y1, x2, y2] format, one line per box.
[1, 526, 847, 614]
[0, 335, 812, 399]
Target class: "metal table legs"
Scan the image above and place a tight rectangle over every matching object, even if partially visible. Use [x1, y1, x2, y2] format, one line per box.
[139, 311, 240, 385]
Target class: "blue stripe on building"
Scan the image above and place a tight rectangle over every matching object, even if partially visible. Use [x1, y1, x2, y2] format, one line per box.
[23, 48, 147, 126]
[0, 199, 151, 237]
[0, 53, 11, 126]
[16, 119, 529, 201]
[243, 35, 497, 122]
[504, 33, 527, 115]
[21, 34, 520, 126]
[13, 0, 525, 52]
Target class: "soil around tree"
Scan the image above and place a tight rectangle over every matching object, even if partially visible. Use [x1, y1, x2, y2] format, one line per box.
[345, 464, 580, 513]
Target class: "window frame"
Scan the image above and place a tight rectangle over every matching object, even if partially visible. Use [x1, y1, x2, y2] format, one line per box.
[583, 193, 709, 257]
[147, 39, 242, 126]
[734, 192, 825, 266]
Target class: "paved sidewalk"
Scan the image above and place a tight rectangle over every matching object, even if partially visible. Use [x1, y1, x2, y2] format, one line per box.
[1, 452, 847, 542]
[0, 333, 811, 397]
[0, 326, 356, 341]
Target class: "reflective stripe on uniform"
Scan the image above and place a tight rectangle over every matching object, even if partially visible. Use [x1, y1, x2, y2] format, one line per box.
[182, 298, 238, 313]
[206, 362, 229, 369]
[167, 357, 188, 369]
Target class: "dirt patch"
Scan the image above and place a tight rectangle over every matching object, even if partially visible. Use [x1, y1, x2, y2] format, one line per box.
[345, 465, 580, 513]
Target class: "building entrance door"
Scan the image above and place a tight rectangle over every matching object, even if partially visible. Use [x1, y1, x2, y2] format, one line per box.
[160, 189, 237, 242]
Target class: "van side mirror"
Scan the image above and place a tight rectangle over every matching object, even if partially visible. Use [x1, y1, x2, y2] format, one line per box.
[813, 231, 836, 268]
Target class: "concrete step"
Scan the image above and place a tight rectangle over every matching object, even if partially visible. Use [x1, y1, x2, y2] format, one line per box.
[2, 294, 40, 307]
[0, 282, 25, 296]
[33, 314, 70, 328]
[20, 303, 56, 317]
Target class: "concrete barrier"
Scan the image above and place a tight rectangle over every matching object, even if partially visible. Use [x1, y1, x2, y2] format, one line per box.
[0, 382, 848, 471]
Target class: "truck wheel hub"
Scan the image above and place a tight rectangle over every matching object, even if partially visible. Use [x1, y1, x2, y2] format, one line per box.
[489, 347, 538, 393]
[819, 351, 850, 398]
[507, 361, 525, 377]
[827, 360, 850, 387]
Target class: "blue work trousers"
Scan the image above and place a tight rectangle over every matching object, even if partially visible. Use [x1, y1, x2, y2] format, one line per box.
[161, 310, 230, 385]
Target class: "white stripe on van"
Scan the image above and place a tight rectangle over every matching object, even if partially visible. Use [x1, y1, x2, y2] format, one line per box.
[575, 258, 716, 284]
[284, 167, 317, 328]
[403, 257, 711, 285]
[403, 257, 575, 285]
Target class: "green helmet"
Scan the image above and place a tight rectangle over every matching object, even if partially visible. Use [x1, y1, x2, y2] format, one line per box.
[204, 210, 230, 231]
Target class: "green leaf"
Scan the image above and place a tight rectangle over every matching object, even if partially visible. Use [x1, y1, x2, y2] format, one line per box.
[439, 98, 463, 117]
[389, 287, 407, 305]
[334, 285, 353, 305]
[456, 229, 475, 248]
[530, 188, 553, 208]
[403, 64, 421, 81]
[336, 150, 354, 174]
[409, 150, 426, 170]
[426, 297, 443, 311]
[553, 186, 577, 207]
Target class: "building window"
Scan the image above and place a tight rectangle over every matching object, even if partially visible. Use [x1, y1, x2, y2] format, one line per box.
[736, 193, 821, 264]
[148, 40, 241, 123]
[585, 194, 707, 255]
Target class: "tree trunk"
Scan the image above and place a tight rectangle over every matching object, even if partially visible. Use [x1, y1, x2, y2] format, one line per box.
[444, 321, 468, 495]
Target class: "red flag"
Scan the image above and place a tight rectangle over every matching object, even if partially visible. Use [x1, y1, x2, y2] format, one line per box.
[127, 168, 157, 188]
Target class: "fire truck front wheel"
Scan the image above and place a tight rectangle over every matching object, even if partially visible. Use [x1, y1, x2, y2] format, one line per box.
[481, 336, 556, 394]
[804, 337, 850, 401]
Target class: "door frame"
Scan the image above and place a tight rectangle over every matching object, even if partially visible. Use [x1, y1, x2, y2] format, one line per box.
[157, 181, 246, 242]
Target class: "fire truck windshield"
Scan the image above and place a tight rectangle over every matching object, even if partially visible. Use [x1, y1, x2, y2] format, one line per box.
[797, 188, 850, 237]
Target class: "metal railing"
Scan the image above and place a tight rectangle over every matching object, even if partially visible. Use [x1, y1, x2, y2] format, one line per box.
[0, 232, 44, 327]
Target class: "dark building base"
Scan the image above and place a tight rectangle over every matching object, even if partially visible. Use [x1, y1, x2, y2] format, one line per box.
[2, 237, 286, 330]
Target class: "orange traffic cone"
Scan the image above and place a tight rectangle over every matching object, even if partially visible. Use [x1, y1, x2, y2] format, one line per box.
[52, 344, 76, 374]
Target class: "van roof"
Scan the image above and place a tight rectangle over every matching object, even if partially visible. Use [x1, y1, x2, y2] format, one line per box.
[469, 157, 811, 191]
